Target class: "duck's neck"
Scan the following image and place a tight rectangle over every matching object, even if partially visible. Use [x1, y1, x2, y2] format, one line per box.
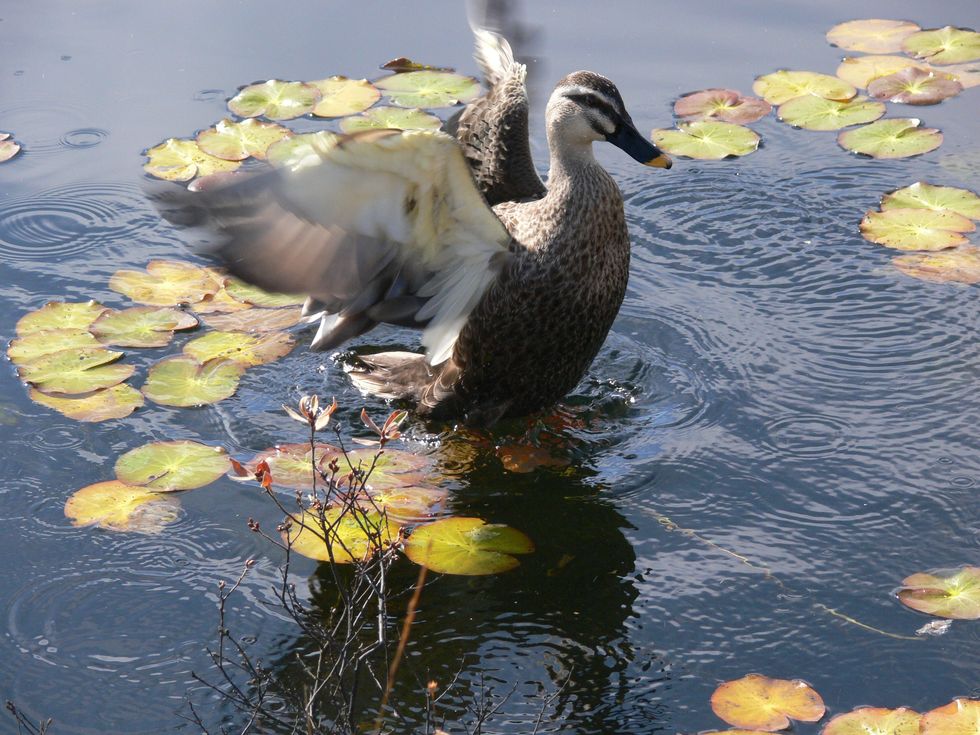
[546, 137, 602, 191]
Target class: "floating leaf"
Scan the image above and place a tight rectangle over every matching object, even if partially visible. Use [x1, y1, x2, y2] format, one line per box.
[196, 118, 291, 161]
[701, 732, 779, 735]
[868, 67, 962, 105]
[338, 447, 431, 490]
[752, 71, 856, 105]
[941, 61, 980, 88]
[920, 699, 980, 735]
[16, 301, 106, 336]
[182, 330, 294, 366]
[381, 58, 454, 73]
[227, 79, 320, 120]
[826, 19, 921, 53]
[361, 485, 448, 523]
[903, 27, 980, 66]
[496, 443, 570, 473]
[897, 566, 980, 619]
[8, 329, 101, 364]
[266, 131, 339, 167]
[823, 707, 922, 735]
[90, 306, 198, 348]
[19, 348, 133, 395]
[143, 138, 241, 182]
[836, 55, 926, 89]
[651, 121, 760, 160]
[710, 674, 825, 731]
[189, 287, 253, 314]
[340, 105, 443, 133]
[860, 208, 974, 251]
[673, 89, 772, 124]
[893, 247, 980, 284]
[778, 95, 885, 131]
[142, 356, 243, 407]
[65, 480, 180, 533]
[375, 71, 481, 108]
[29, 384, 144, 422]
[204, 307, 302, 332]
[838, 118, 942, 158]
[882, 182, 980, 220]
[115, 440, 229, 491]
[0, 138, 20, 163]
[285, 508, 400, 563]
[110, 260, 220, 306]
[224, 278, 306, 307]
[311, 77, 381, 117]
[246, 443, 341, 488]
[404, 517, 534, 576]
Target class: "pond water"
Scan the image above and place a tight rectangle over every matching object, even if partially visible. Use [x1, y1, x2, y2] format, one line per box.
[2, 0, 979, 732]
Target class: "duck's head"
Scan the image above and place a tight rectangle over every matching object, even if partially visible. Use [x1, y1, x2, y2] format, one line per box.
[546, 71, 671, 169]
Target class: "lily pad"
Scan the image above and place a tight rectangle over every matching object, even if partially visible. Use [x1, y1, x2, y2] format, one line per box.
[404, 517, 534, 576]
[110, 260, 220, 306]
[115, 440, 229, 491]
[339, 105, 443, 133]
[836, 55, 926, 89]
[227, 79, 321, 120]
[16, 300, 106, 336]
[903, 27, 980, 66]
[941, 61, 980, 88]
[893, 247, 980, 284]
[920, 699, 980, 735]
[90, 306, 198, 348]
[8, 329, 102, 365]
[823, 708, 922, 735]
[752, 70, 856, 105]
[710, 674, 825, 731]
[29, 384, 144, 422]
[860, 208, 974, 251]
[284, 508, 400, 564]
[673, 89, 772, 124]
[182, 330, 294, 366]
[375, 71, 481, 108]
[19, 348, 134, 395]
[651, 121, 760, 160]
[361, 485, 448, 523]
[381, 58, 454, 73]
[142, 356, 244, 407]
[868, 67, 963, 105]
[496, 443, 571, 473]
[224, 278, 306, 307]
[334, 447, 431, 490]
[897, 566, 980, 619]
[826, 19, 921, 54]
[882, 182, 980, 220]
[0, 137, 21, 163]
[203, 307, 302, 332]
[311, 77, 381, 118]
[65, 480, 180, 533]
[143, 138, 241, 182]
[778, 95, 885, 131]
[189, 287, 253, 314]
[247, 443, 341, 489]
[196, 118, 291, 161]
[266, 131, 339, 167]
[838, 118, 942, 159]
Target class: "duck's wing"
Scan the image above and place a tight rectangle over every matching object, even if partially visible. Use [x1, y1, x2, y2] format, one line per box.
[149, 129, 512, 365]
[444, 28, 546, 206]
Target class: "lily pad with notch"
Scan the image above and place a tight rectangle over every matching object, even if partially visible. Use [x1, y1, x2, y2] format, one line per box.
[329, 447, 432, 490]
[826, 19, 921, 54]
[673, 89, 772, 124]
[897, 566, 980, 619]
[404, 516, 534, 576]
[203, 307, 302, 333]
[142, 356, 244, 407]
[284, 508, 400, 563]
[860, 208, 974, 251]
[903, 27, 980, 66]
[227, 79, 321, 120]
[882, 182, 980, 220]
[311, 77, 381, 118]
[30, 384, 144, 422]
[836, 55, 927, 89]
[65, 480, 180, 534]
[752, 70, 856, 105]
[246, 443, 342, 489]
[868, 67, 962, 105]
[115, 440, 229, 491]
[90, 306, 198, 348]
[16, 300, 107, 336]
[652, 121, 760, 160]
[838, 118, 942, 158]
[143, 138, 241, 182]
[710, 674, 825, 731]
[19, 348, 134, 396]
[823, 707, 922, 735]
[778, 95, 885, 131]
[340, 106, 443, 133]
[8, 329, 102, 365]
[360, 485, 448, 523]
[110, 260, 220, 306]
[182, 330, 294, 366]
[375, 70, 481, 108]
[196, 118, 292, 161]
[920, 699, 980, 735]
[893, 246, 980, 284]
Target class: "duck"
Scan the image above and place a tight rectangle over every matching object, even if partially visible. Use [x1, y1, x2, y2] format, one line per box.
[154, 29, 671, 426]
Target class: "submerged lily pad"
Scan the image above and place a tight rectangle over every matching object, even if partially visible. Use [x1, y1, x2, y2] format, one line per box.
[247, 443, 341, 488]
[182, 330, 294, 366]
[496, 443, 571, 473]
[91, 306, 198, 348]
[836, 55, 926, 89]
[652, 121, 760, 160]
[897, 566, 980, 619]
[404, 517, 534, 575]
[882, 182, 980, 220]
[311, 77, 381, 117]
[893, 246, 980, 284]
[860, 208, 974, 250]
[823, 707, 922, 735]
[826, 19, 921, 53]
[143, 138, 241, 182]
[65, 480, 180, 533]
[227, 79, 320, 120]
[115, 440, 229, 491]
[903, 27, 980, 66]
[30, 384, 144, 422]
[8, 330, 102, 364]
[19, 348, 133, 395]
[752, 70, 856, 105]
[339, 105, 443, 133]
[920, 699, 980, 735]
[266, 131, 339, 167]
[778, 95, 885, 131]
[203, 307, 302, 333]
[110, 260, 220, 306]
[375, 70, 481, 108]
[838, 118, 942, 158]
[16, 301, 106, 336]
[673, 89, 772, 124]
[868, 67, 963, 105]
[196, 118, 291, 161]
[710, 674, 825, 731]
[0, 135, 21, 163]
[224, 278, 306, 307]
[142, 356, 244, 407]
[285, 508, 400, 563]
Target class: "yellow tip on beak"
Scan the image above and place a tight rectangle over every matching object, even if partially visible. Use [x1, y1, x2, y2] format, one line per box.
[646, 153, 672, 169]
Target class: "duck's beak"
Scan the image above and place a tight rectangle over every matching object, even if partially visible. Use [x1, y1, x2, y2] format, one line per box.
[607, 122, 671, 169]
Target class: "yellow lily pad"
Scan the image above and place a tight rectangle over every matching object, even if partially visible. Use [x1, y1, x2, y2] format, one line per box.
[247, 442, 341, 489]
[142, 356, 244, 407]
[868, 67, 963, 105]
[860, 208, 974, 251]
[652, 121, 760, 160]
[920, 699, 980, 735]
[182, 330, 294, 366]
[710, 674, 825, 731]
[897, 566, 980, 619]
[18, 347, 133, 395]
[673, 89, 771, 124]
[823, 707, 922, 735]
[339, 106, 443, 133]
[903, 27, 980, 66]
[496, 443, 571, 473]
[90, 306, 198, 348]
[777, 95, 885, 131]
[284, 508, 400, 564]
[188, 287, 253, 314]
[333, 447, 431, 490]
[224, 278, 306, 307]
[227, 79, 321, 120]
[360, 485, 448, 523]
[29, 384, 144, 422]
[838, 118, 942, 159]
[826, 19, 921, 54]
[196, 118, 291, 161]
[752, 70, 856, 105]
[65, 480, 180, 533]
[143, 138, 241, 182]
[8, 329, 102, 365]
[15, 300, 106, 336]
[115, 440, 229, 491]
[110, 260, 220, 306]
[266, 131, 339, 167]
[375, 71, 481, 108]
[882, 182, 980, 219]
[203, 307, 302, 332]
[893, 246, 980, 284]
[404, 517, 534, 576]
[311, 77, 381, 118]
[835, 55, 926, 89]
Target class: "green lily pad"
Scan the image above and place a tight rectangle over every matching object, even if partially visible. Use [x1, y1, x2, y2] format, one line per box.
[860, 208, 974, 250]
[893, 246, 980, 284]
[224, 278, 306, 307]
[752, 70, 856, 105]
[143, 138, 241, 182]
[110, 260, 220, 306]
[182, 330, 294, 366]
[0, 136, 20, 163]
[247, 443, 341, 489]
[375, 70, 481, 108]
[826, 19, 922, 53]
[266, 131, 339, 167]
[190, 286, 254, 315]
[868, 67, 963, 105]
[838, 118, 942, 158]
[339, 105, 443, 133]
[19, 348, 134, 395]
[778, 95, 885, 131]
[823, 708, 922, 735]
[836, 55, 927, 89]
[673, 89, 772, 124]
[921, 699, 980, 735]
[332, 447, 431, 490]
[710, 674, 826, 731]
[285, 508, 400, 563]
[651, 121, 760, 160]
[196, 118, 291, 161]
[8, 329, 102, 365]
[65, 480, 180, 533]
[903, 27, 980, 66]
[16, 301, 107, 336]
[882, 182, 980, 220]
[203, 307, 302, 332]
[115, 440, 229, 491]
[30, 384, 144, 422]
[310, 77, 381, 118]
[404, 517, 534, 576]
[360, 485, 448, 523]
[91, 306, 198, 348]
[227, 79, 321, 120]
[142, 356, 244, 407]
[897, 566, 980, 619]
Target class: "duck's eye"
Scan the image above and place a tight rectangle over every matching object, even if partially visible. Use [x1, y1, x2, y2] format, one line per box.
[566, 92, 619, 122]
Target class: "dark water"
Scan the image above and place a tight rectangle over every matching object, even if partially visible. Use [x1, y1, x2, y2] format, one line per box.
[2, 1, 979, 732]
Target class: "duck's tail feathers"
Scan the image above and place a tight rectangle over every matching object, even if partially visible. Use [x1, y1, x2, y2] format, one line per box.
[346, 351, 432, 401]
[471, 26, 522, 88]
